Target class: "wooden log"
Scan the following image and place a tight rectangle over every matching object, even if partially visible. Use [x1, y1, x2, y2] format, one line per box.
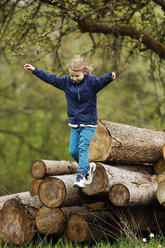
[35, 205, 103, 235]
[83, 163, 157, 195]
[67, 210, 119, 242]
[82, 163, 108, 195]
[156, 180, 165, 206]
[31, 160, 78, 179]
[109, 182, 158, 207]
[29, 179, 43, 196]
[38, 174, 109, 208]
[39, 175, 82, 208]
[35, 205, 64, 235]
[89, 120, 165, 164]
[0, 198, 36, 245]
[0, 192, 42, 211]
[163, 144, 165, 159]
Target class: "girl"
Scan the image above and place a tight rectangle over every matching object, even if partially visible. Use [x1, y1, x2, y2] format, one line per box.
[24, 55, 116, 187]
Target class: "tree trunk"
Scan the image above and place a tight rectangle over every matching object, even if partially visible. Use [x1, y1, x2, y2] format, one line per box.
[35, 205, 64, 234]
[0, 198, 36, 245]
[89, 120, 165, 164]
[67, 210, 119, 242]
[29, 179, 43, 196]
[31, 160, 78, 179]
[109, 182, 158, 207]
[83, 163, 157, 195]
[38, 174, 109, 208]
[156, 180, 165, 206]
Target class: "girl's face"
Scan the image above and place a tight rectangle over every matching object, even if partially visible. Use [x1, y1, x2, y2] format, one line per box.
[69, 69, 85, 83]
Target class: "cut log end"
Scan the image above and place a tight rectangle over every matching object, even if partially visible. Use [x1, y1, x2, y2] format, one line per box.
[109, 184, 130, 206]
[29, 179, 42, 196]
[0, 198, 35, 245]
[156, 181, 165, 206]
[35, 206, 64, 234]
[39, 177, 66, 208]
[82, 163, 108, 195]
[89, 120, 112, 162]
[31, 160, 46, 179]
[67, 215, 88, 242]
[154, 159, 165, 175]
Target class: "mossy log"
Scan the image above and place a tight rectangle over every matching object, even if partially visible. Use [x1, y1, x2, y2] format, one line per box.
[0, 196, 40, 245]
[109, 182, 158, 207]
[89, 120, 165, 164]
[31, 160, 78, 179]
[67, 210, 119, 242]
[83, 163, 157, 195]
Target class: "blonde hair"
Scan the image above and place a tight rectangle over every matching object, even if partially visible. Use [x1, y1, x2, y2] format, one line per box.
[68, 55, 94, 75]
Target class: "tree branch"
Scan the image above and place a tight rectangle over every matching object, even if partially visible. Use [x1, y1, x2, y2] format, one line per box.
[78, 19, 165, 59]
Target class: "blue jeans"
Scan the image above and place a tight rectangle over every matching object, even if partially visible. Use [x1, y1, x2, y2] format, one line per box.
[69, 126, 96, 177]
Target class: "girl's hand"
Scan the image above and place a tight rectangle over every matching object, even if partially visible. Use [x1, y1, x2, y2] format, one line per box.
[111, 72, 116, 80]
[24, 64, 35, 71]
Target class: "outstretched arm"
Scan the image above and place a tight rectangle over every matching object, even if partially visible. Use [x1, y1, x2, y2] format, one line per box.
[23, 64, 67, 91]
[91, 71, 116, 94]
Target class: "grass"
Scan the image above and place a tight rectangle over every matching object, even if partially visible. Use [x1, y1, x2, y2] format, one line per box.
[0, 232, 165, 248]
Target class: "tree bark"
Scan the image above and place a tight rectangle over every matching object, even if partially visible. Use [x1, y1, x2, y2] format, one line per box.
[156, 180, 165, 206]
[35, 205, 64, 234]
[0, 192, 42, 211]
[0, 198, 37, 245]
[38, 173, 109, 208]
[109, 182, 158, 207]
[31, 160, 78, 179]
[29, 179, 43, 196]
[67, 210, 119, 242]
[89, 120, 165, 164]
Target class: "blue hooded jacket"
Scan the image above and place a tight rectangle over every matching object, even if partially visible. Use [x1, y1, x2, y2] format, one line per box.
[32, 68, 114, 125]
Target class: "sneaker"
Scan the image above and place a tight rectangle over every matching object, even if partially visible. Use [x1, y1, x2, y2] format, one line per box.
[73, 174, 85, 188]
[85, 162, 96, 185]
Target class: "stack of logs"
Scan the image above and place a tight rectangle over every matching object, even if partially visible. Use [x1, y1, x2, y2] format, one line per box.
[0, 120, 165, 245]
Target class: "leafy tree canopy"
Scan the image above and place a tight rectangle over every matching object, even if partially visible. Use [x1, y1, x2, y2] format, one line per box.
[0, 0, 165, 62]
